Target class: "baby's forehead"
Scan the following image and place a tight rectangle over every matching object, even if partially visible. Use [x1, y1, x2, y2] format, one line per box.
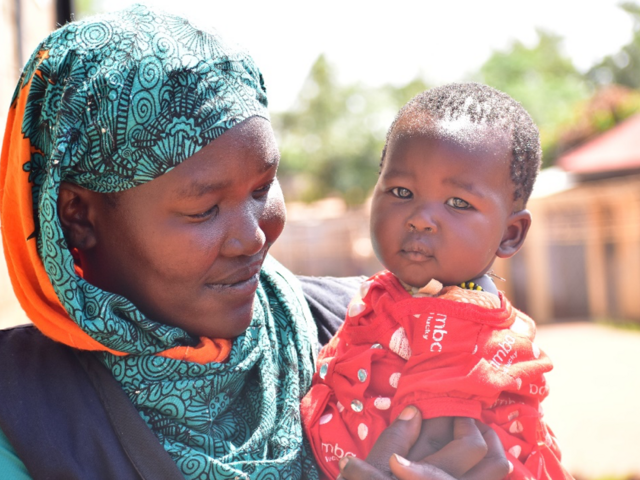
[392, 114, 511, 154]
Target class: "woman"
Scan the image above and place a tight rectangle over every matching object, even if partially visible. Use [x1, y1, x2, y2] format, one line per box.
[0, 5, 507, 479]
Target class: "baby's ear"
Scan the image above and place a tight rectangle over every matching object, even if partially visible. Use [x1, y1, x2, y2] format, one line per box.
[496, 209, 531, 259]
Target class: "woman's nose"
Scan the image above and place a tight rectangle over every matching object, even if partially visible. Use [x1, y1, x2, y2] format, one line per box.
[220, 207, 266, 257]
[406, 205, 437, 233]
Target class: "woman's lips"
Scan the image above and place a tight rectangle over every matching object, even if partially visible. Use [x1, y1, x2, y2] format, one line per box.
[204, 272, 260, 295]
[204, 260, 263, 294]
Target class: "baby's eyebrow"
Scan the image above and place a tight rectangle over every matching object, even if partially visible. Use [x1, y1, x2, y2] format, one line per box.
[381, 167, 413, 180]
[443, 177, 484, 198]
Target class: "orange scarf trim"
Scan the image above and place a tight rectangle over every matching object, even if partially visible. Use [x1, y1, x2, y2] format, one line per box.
[0, 74, 231, 364]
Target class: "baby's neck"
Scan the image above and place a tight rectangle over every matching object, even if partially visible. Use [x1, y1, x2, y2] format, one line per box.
[399, 274, 498, 297]
[461, 275, 499, 296]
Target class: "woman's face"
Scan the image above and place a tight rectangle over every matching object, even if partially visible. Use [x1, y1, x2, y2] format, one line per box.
[81, 117, 286, 338]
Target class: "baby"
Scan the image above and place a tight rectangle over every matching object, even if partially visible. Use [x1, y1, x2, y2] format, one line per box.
[301, 83, 572, 479]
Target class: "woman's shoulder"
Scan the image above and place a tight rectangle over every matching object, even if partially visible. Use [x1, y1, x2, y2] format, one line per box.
[0, 325, 182, 479]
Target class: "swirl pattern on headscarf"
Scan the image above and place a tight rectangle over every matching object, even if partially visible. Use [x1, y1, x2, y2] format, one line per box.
[15, 3, 269, 354]
[2, 4, 320, 479]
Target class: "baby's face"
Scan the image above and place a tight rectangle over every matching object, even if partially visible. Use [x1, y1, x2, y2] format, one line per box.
[370, 119, 521, 288]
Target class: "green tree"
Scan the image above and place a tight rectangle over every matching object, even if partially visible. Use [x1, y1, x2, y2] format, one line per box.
[273, 55, 428, 204]
[588, 3, 640, 88]
[476, 30, 591, 166]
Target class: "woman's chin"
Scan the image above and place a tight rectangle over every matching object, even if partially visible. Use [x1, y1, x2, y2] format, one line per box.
[187, 299, 256, 339]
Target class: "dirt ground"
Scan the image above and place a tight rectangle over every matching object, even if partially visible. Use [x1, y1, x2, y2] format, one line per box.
[536, 322, 640, 479]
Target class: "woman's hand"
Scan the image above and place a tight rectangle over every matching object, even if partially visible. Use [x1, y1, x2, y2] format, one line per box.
[337, 406, 509, 480]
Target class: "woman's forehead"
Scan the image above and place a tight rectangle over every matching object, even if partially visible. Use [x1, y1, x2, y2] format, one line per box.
[130, 117, 279, 198]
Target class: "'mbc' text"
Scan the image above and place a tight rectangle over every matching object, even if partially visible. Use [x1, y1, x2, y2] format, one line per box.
[423, 313, 448, 352]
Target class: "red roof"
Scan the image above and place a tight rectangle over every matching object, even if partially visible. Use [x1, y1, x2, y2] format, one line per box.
[557, 114, 640, 174]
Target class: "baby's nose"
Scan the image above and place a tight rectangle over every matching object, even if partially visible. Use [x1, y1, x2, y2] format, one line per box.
[406, 207, 437, 233]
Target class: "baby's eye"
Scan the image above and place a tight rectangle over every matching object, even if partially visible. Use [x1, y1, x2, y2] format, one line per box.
[446, 197, 471, 209]
[391, 187, 412, 199]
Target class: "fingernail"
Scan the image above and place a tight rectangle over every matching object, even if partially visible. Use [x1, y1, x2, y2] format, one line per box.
[338, 456, 350, 471]
[394, 454, 411, 466]
[397, 405, 418, 420]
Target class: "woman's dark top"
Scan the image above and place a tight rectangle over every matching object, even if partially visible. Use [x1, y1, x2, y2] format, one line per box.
[0, 275, 361, 480]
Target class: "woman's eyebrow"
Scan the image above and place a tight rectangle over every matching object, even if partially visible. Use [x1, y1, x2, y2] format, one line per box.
[177, 180, 229, 199]
[261, 154, 280, 173]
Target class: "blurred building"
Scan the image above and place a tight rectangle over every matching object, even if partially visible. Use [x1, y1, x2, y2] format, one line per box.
[0, 0, 70, 328]
[0, 0, 73, 140]
[516, 114, 640, 323]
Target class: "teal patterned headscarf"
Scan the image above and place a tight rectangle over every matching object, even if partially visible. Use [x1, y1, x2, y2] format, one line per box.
[1, 4, 319, 479]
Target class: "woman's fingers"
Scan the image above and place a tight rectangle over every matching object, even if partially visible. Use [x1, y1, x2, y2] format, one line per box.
[388, 454, 456, 480]
[460, 421, 511, 480]
[337, 455, 392, 480]
[337, 413, 509, 480]
[407, 417, 454, 460]
[420, 417, 488, 478]
[363, 406, 423, 474]
[340, 454, 458, 480]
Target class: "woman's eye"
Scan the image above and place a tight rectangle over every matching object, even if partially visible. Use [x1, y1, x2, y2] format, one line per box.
[253, 180, 274, 196]
[391, 187, 412, 199]
[446, 197, 471, 209]
[187, 205, 218, 220]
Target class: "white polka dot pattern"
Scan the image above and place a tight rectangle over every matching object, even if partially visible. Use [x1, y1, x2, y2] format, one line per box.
[389, 372, 401, 388]
[389, 327, 412, 360]
[358, 423, 368, 440]
[319, 413, 333, 425]
[359, 280, 373, 298]
[374, 397, 391, 410]
[509, 420, 524, 434]
[348, 300, 366, 317]
[508, 445, 522, 458]
[532, 342, 541, 359]
[510, 316, 529, 335]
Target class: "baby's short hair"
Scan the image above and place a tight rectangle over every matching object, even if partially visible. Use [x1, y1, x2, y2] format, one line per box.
[382, 83, 541, 205]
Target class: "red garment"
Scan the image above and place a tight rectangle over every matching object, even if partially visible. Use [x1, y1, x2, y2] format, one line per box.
[301, 271, 572, 479]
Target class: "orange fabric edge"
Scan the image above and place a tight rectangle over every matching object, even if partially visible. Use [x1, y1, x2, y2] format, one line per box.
[158, 337, 232, 364]
[1, 66, 231, 364]
[1, 71, 122, 355]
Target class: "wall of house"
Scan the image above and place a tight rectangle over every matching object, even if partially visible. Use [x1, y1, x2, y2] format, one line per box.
[521, 174, 640, 323]
[0, 0, 56, 142]
[0, 0, 55, 329]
